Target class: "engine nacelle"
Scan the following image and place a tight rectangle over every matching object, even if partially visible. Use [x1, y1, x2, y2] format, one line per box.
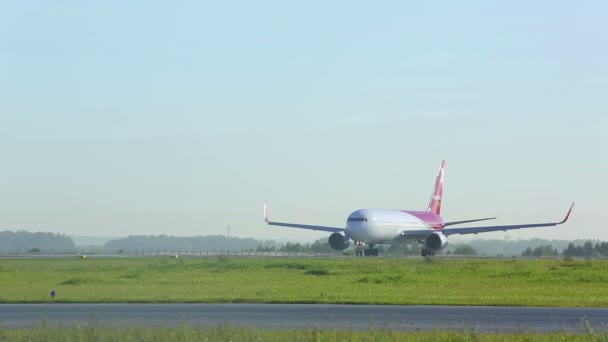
[328, 232, 350, 250]
[425, 232, 447, 251]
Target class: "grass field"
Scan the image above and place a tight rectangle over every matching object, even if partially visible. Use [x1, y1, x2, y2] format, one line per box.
[1, 323, 607, 342]
[0, 256, 607, 306]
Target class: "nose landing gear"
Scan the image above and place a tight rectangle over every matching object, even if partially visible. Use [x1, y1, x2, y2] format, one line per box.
[355, 241, 364, 256]
[355, 241, 379, 256]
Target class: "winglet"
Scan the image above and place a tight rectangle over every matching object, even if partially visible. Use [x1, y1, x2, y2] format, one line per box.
[558, 202, 575, 225]
[263, 201, 269, 223]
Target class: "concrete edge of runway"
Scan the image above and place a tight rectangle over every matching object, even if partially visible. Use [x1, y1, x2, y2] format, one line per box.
[1, 303, 607, 333]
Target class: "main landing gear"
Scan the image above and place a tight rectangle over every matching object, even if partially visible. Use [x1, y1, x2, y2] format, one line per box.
[421, 248, 435, 257]
[364, 244, 379, 257]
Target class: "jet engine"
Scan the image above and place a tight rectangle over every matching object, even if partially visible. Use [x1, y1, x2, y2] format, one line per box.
[328, 232, 350, 250]
[424, 232, 447, 251]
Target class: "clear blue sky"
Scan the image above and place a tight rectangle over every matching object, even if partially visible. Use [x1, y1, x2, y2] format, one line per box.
[1, 1, 606, 241]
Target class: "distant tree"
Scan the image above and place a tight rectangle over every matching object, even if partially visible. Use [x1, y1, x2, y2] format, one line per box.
[595, 242, 608, 256]
[522, 245, 558, 257]
[533, 245, 558, 257]
[583, 241, 594, 257]
[280, 242, 309, 253]
[310, 240, 334, 253]
[563, 242, 584, 257]
[256, 244, 275, 252]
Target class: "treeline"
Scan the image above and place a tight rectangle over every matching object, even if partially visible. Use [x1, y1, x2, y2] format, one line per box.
[0, 231, 76, 251]
[521, 245, 559, 257]
[104, 235, 277, 251]
[354, 241, 608, 258]
[251, 240, 337, 254]
[464, 238, 594, 257]
[105, 235, 344, 254]
[100, 236, 608, 258]
[563, 241, 608, 258]
[13, 231, 597, 259]
[520, 241, 608, 258]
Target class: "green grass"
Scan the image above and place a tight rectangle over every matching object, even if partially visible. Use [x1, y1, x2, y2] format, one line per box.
[1, 323, 608, 342]
[0, 257, 607, 306]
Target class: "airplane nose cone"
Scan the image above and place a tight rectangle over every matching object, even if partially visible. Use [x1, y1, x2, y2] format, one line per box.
[346, 209, 369, 240]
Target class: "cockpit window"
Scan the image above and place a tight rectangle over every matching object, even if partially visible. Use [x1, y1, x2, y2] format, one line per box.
[347, 217, 367, 222]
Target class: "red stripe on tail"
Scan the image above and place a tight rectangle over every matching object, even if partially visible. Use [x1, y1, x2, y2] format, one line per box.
[427, 160, 445, 215]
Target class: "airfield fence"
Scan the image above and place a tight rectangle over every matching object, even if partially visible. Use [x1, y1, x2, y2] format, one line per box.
[1, 250, 606, 260]
[0, 249, 330, 258]
[120, 249, 328, 257]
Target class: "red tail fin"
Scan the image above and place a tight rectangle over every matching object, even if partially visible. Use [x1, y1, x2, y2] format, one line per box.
[427, 160, 445, 215]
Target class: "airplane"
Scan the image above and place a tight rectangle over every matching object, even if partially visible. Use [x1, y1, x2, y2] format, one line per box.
[263, 160, 574, 257]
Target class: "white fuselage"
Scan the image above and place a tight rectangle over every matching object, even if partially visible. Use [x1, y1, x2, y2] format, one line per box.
[345, 209, 432, 244]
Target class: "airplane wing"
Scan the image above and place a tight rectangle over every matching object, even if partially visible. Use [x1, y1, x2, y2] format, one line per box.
[263, 202, 345, 233]
[399, 203, 574, 238]
[442, 203, 574, 236]
[443, 217, 497, 227]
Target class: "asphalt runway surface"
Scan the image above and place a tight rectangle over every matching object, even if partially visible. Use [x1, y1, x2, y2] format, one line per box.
[1, 304, 607, 332]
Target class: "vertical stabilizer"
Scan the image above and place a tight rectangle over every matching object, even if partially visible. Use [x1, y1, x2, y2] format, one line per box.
[427, 160, 445, 215]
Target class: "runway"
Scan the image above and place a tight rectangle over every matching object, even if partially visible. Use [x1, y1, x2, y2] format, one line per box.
[1, 304, 607, 332]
